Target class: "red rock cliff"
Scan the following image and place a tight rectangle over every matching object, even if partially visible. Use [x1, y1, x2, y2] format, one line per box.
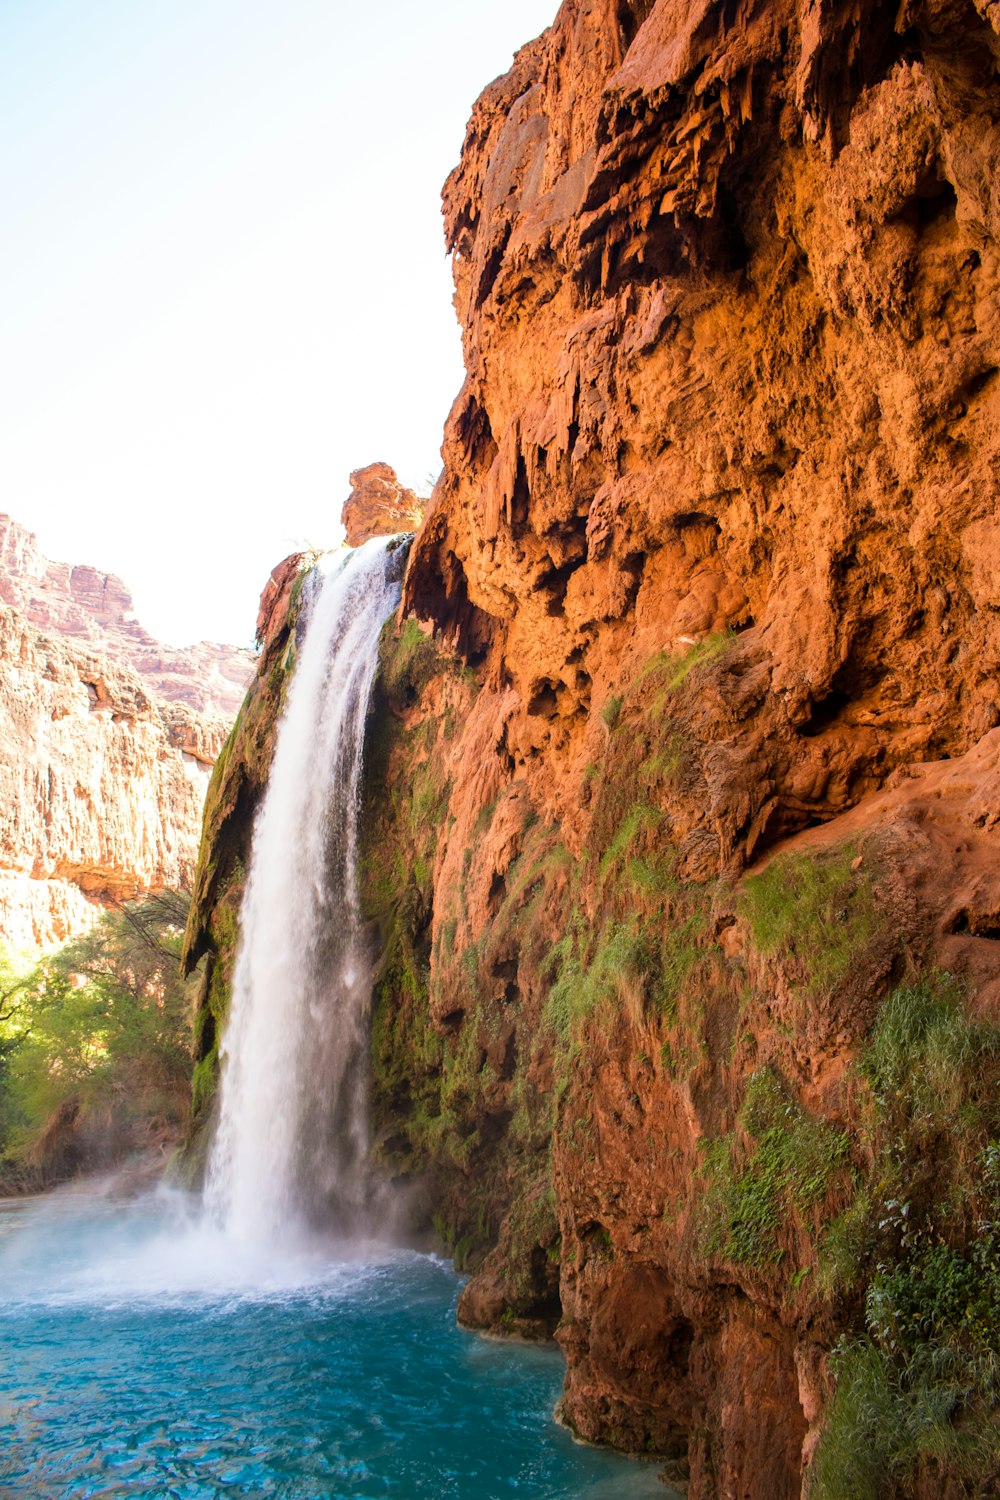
[0, 514, 253, 718]
[406, 0, 1000, 848]
[185, 8, 1000, 1496]
[385, 3, 1000, 1496]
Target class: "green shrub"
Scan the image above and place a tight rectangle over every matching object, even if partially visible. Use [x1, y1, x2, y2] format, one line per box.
[701, 1068, 850, 1266]
[863, 973, 1000, 1136]
[813, 1236, 1000, 1497]
[740, 847, 883, 996]
[0, 897, 194, 1177]
[601, 695, 623, 730]
[812, 981, 1000, 1496]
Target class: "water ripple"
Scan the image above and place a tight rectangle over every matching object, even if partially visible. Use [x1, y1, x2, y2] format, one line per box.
[0, 1193, 673, 1500]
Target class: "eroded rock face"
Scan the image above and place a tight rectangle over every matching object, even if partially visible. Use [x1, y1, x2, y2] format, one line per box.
[405, 0, 1000, 851]
[342, 464, 425, 549]
[385, 2, 1000, 1494]
[184, 6, 1000, 1495]
[0, 514, 254, 717]
[0, 519, 250, 948]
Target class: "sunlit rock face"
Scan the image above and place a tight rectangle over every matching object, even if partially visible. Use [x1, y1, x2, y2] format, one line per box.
[0, 519, 250, 949]
[392, 1, 1000, 1493]
[405, 0, 1000, 844]
[184, 4, 1000, 1494]
[341, 464, 425, 549]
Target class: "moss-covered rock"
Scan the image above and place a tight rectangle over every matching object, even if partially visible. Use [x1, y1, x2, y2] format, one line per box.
[180, 558, 308, 1147]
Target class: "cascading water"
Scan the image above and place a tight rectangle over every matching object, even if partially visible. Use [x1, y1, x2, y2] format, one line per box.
[205, 535, 407, 1244]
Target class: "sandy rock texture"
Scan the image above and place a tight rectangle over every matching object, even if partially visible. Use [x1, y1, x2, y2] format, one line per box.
[406, 0, 1000, 848]
[0, 518, 248, 949]
[341, 464, 425, 550]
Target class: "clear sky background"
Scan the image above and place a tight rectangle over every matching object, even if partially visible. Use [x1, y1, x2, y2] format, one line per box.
[1, 0, 557, 647]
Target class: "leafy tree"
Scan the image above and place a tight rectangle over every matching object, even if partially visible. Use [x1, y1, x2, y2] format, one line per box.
[0, 893, 194, 1186]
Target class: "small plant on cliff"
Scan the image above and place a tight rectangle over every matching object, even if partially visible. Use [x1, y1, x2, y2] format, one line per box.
[662, 630, 737, 691]
[740, 845, 885, 998]
[377, 617, 440, 703]
[600, 694, 622, 730]
[811, 976, 1000, 1497]
[700, 1067, 851, 1267]
[597, 803, 663, 885]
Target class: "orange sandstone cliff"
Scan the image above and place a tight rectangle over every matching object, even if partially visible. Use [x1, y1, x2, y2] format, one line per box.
[187, 7, 1000, 1497]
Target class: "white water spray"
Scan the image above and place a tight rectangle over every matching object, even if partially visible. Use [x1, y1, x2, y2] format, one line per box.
[206, 536, 406, 1244]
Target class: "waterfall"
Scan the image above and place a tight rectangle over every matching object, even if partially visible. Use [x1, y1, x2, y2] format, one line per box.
[205, 536, 406, 1244]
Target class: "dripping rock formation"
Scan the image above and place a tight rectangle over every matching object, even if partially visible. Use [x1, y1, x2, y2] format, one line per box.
[0, 517, 253, 948]
[187, 7, 1000, 1499]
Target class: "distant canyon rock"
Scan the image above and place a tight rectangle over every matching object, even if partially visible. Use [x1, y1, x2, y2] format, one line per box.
[0, 514, 253, 718]
[0, 515, 255, 950]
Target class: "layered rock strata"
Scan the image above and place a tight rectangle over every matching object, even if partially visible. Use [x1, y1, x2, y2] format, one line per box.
[0, 519, 252, 948]
[0, 514, 253, 716]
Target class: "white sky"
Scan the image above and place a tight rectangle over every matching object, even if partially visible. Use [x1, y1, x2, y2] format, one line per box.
[1, 0, 557, 647]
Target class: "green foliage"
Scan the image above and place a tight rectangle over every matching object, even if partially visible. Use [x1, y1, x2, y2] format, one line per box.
[206, 893, 242, 1023]
[636, 631, 737, 694]
[701, 1068, 851, 1267]
[740, 846, 883, 996]
[0, 896, 194, 1181]
[600, 695, 622, 730]
[811, 980, 1000, 1495]
[863, 973, 1000, 1138]
[813, 1197, 1000, 1497]
[190, 1051, 218, 1121]
[362, 623, 479, 1180]
[377, 617, 440, 702]
[661, 631, 737, 690]
[587, 643, 712, 862]
[598, 803, 663, 883]
[542, 898, 708, 1096]
[818, 1192, 875, 1296]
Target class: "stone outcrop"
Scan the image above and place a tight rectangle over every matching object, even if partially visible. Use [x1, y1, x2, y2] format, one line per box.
[405, 0, 1000, 842]
[392, 3, 1000, 1492]
[0, 520, 251, 949]
[0, 514, 253, 717]
[186, 5, 1000, 1497]
[341, 464, 425, 549]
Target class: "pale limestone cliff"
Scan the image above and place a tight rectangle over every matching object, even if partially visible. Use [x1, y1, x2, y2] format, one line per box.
[0, 519, 251, 949]
[0, 514, 253, 717]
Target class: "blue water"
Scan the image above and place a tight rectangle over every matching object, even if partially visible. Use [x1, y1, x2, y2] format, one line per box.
[0, 1188, 672, 1499]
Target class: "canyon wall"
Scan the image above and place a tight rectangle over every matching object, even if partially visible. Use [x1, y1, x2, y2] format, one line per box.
[0, 514, 252, 716]
[0, 517, 253, 948]
[187, 7, 1000, 1498]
